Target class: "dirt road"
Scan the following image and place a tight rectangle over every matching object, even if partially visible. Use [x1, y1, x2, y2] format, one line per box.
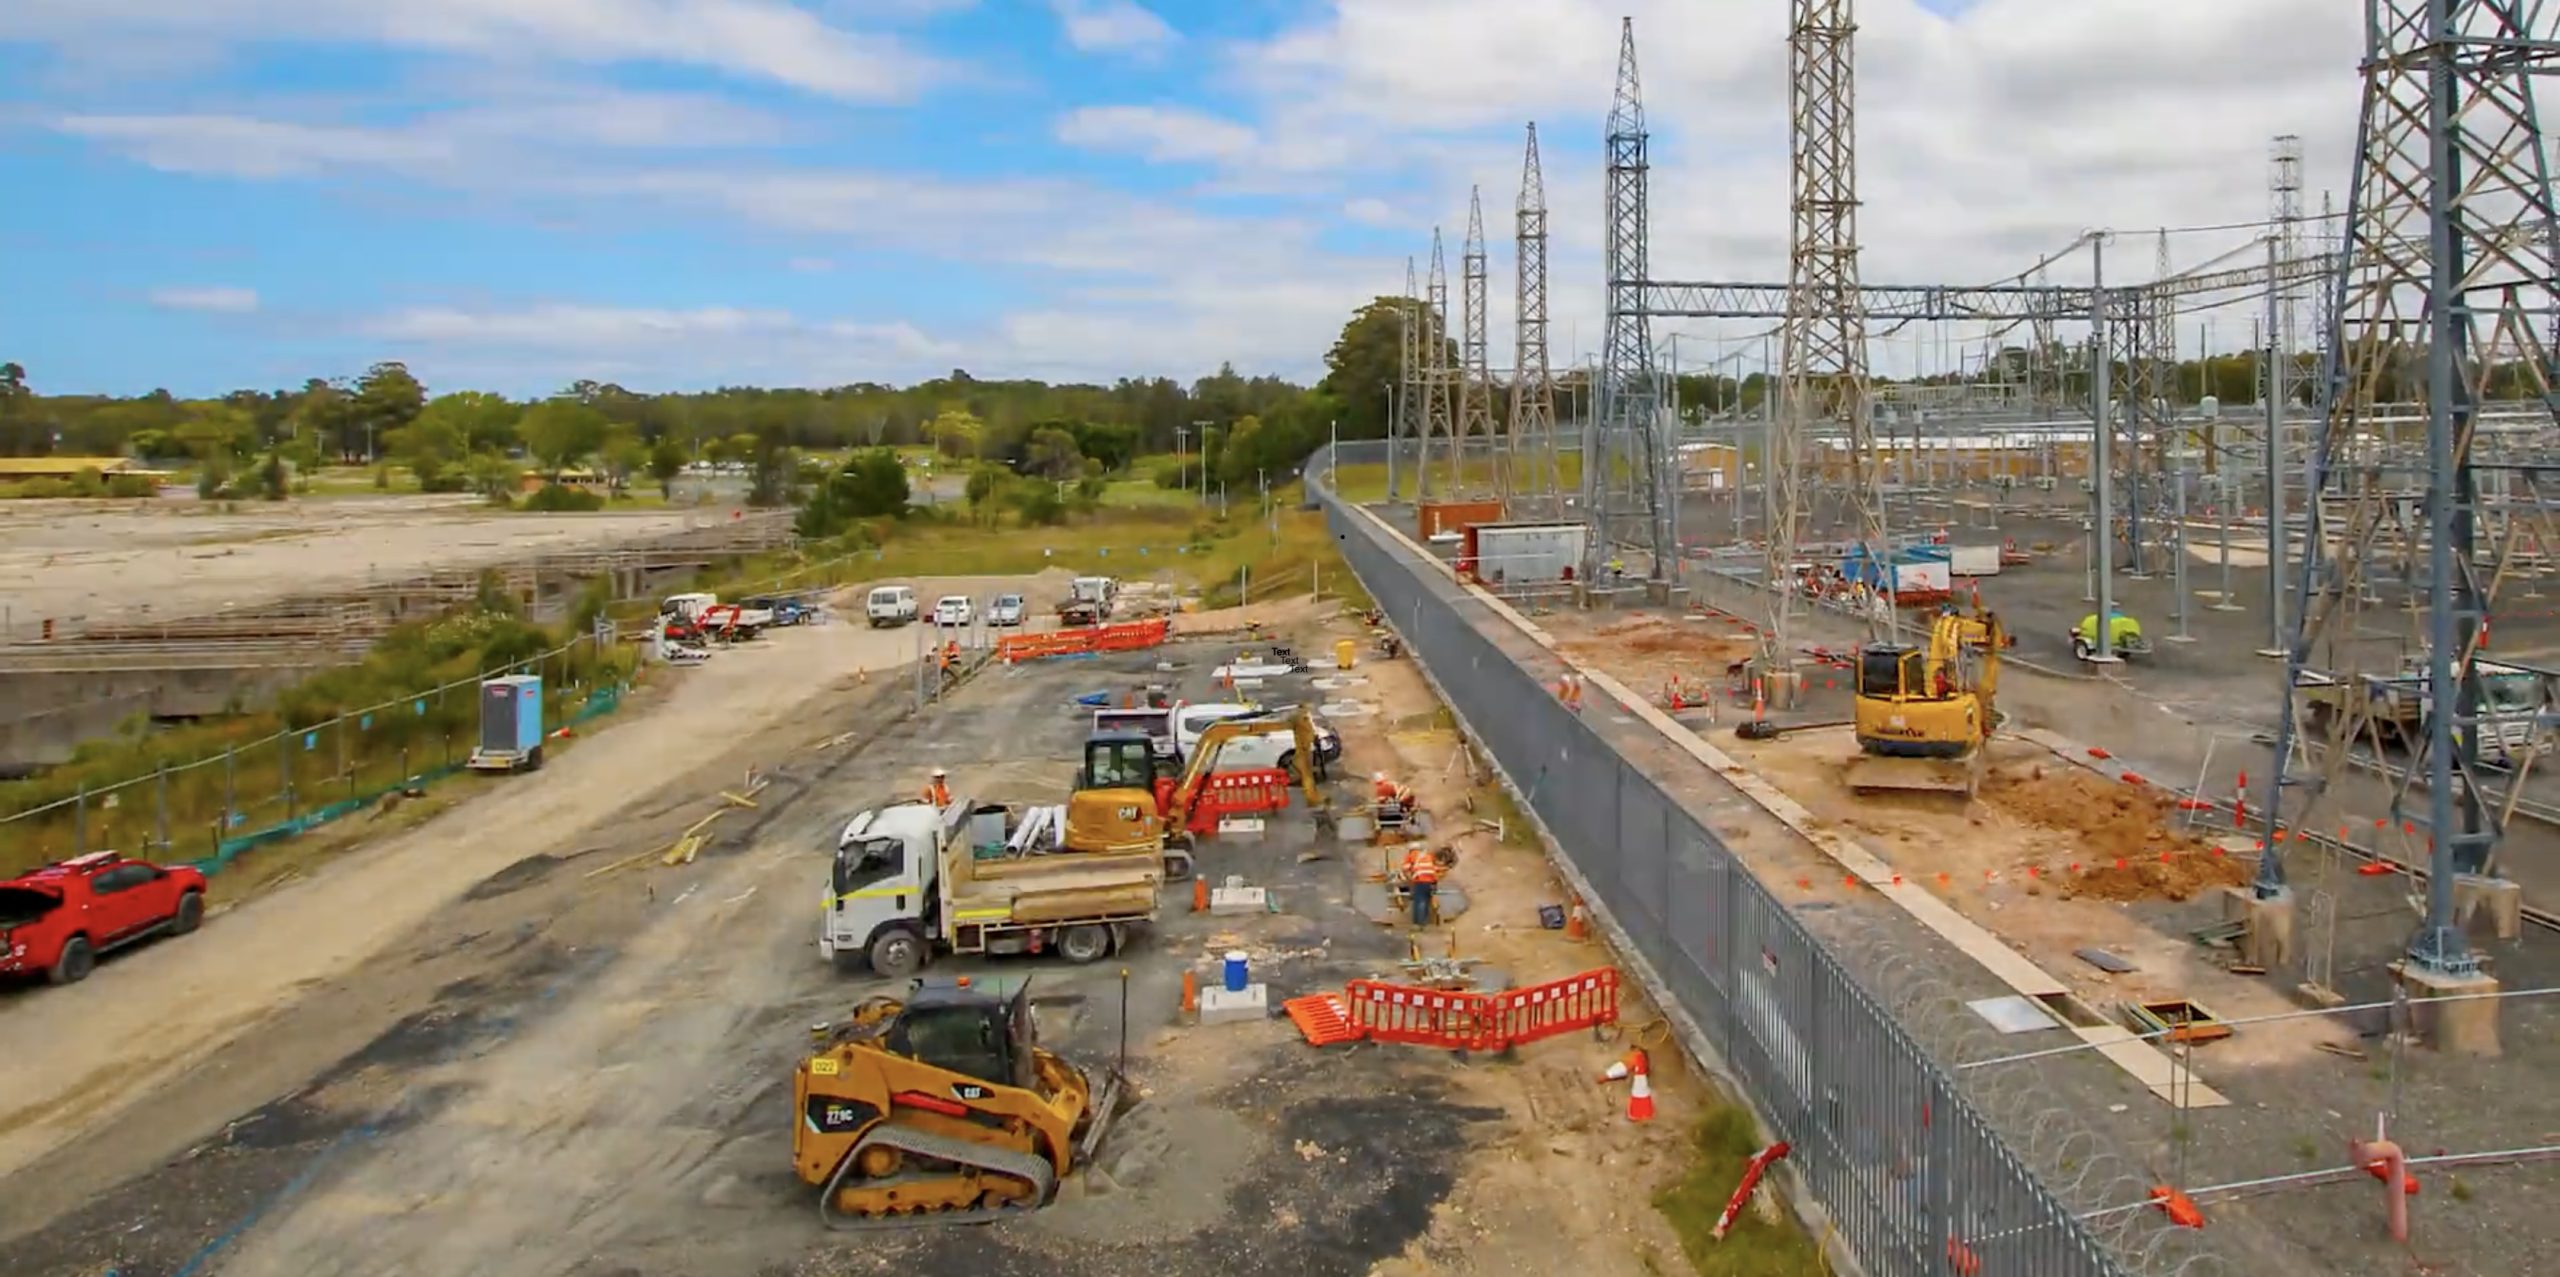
[0, 617, 922, 1187]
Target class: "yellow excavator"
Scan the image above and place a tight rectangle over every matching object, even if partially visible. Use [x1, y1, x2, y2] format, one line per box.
[1065, 706, 1327, 857]
[1845, 608, 2005, 798]
[795, 976, 1125, 1229]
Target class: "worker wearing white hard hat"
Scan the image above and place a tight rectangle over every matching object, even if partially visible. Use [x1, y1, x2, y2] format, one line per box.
[923, 767, 951, 807]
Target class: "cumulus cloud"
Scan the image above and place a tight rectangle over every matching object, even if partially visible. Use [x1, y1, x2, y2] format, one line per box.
[1048, 0, 1176, 54]
[148, 285, 260, 314]
[0, 0, 950, 101]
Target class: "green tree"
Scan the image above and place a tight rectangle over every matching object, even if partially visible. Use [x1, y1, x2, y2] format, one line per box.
[600, 427, 647, 495]
[517, 399, 609, 478]
[350, 360, 426, 462]
[467, 450, 521, 503]
[1316, 296, 1448, 441]
[929, 409, 982, 460]
[388, 410, 469, 492]
[647, 438, 687, 498]
[964, 465, 998, 513]
[257, 449, 289, 501]
[417, 391, 522, 455]
[174, 403, 257, 463]
[746, 433, 800, 507]
[1025, 425, 1081, 479]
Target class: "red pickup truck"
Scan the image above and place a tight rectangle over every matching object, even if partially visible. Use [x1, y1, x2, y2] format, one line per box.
[0, 851, 206, 985]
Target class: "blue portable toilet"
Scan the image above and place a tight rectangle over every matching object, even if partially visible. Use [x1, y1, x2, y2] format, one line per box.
[468, 674, 546, 773]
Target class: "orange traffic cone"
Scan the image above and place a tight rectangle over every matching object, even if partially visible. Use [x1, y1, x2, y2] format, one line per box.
[1601, 1047, 1645, 1083]
[1565, 903, 1590, 942]
[1192, 877, 1211, 913]
[1181, 968, 1199, 1015]
[1626, 1051, 1657, 1123]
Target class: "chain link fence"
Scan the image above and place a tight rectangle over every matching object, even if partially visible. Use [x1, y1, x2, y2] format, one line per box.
[1310, 441, 2141, 1277]
[0, 630, 632, 877]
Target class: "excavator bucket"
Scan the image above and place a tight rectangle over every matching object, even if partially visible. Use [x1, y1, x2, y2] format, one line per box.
[1076, 1066, 1135, 1168]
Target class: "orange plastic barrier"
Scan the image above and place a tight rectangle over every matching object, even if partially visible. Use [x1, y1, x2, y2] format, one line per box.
[1183, 767, 1293, 834]
[1341, 968, 1621, 1052]
[995, 617, 1172, 664]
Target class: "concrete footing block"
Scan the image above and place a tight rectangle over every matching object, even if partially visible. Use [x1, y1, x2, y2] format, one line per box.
[1209, 885, 1270, 915]
[2221, 884, 2295, 969]
[2392, 963, 2501, 1056]
[2453, 874, 2524, 942]
[1198, 983, 1269, 1025]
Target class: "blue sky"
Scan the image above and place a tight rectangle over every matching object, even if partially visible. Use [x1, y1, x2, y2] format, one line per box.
[0, 0, 2359, 399]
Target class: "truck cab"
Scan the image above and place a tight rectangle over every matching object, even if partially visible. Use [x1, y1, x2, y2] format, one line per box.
[826, 803, 946, 976]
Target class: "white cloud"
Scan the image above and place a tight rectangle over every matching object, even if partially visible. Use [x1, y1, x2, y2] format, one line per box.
[1054, 105, 1255, 164]
[1048, 0, 1175, 55]
[148, 285, 261, 314]
[0, 0, 949, 101]
[363, 303, 963, 383]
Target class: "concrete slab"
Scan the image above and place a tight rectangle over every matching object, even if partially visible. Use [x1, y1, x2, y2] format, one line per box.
[1209, 885, 1270, 916]
[1198, 983, 1269, 1025]
[2393, 962, 2502, 1056]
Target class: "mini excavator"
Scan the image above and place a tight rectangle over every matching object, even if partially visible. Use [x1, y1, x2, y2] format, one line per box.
[794, 976, 1126, 1228]
[1066, 705, 1328, 855]
[1844, 607, 2005, 798]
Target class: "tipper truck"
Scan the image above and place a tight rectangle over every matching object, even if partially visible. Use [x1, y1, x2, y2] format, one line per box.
[822, 795, 1163, 979]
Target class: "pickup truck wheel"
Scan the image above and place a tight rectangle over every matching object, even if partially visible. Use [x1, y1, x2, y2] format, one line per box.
[868, 928, 927, 979]
[1059, 924, 1112, 964]
[49, 936, 94, 986]
[171, 890, 204, 935]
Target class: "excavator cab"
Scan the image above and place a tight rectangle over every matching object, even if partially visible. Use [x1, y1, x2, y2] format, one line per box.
[883, 977, 1037, 1091]
[1065, 732, 1170, 857]
[1858, 642, 1926, 701]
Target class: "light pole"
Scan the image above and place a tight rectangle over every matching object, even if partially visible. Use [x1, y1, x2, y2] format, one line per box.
[1191, 419, 1212, 506]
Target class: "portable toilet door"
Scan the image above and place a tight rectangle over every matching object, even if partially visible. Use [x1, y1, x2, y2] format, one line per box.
[480, 674, 544, 759]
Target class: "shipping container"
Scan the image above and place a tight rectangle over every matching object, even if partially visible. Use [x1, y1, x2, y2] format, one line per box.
[1462, 521, 1589, 587]
[1949, 545, 2003, 577]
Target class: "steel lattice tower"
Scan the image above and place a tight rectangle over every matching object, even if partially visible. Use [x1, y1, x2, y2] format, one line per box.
[1765, 0, 1881, 676]
[1422, 228, 1456, 499]
[1596, 16, 1670, 580]
[1512, 122, 1561, 509]
[2264, 0, 2560, 980]
[1396, 256, 1420, 502]
[1459, 186, 1497, 498]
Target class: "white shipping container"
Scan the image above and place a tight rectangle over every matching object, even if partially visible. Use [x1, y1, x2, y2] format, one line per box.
[1949, 545, 2002, 577]
[1892, 560, 1952, 595]
[1473, 522, 1589, 583]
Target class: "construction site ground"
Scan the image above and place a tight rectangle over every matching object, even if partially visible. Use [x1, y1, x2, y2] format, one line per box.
[0, 495, 740, 640]
[0, 594, 1770, 1277]
[1523, 591, 2560, 1277]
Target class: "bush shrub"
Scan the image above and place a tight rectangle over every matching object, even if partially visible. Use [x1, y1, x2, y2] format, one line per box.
[523, 483, 606, 512]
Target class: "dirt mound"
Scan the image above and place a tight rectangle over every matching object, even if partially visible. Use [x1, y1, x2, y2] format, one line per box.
[2055, 853, 2252, 903]
[1983, 765, 2245, 902]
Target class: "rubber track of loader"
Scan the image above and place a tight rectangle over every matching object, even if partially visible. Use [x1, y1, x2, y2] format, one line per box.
[817, 1121, 1060, 1231]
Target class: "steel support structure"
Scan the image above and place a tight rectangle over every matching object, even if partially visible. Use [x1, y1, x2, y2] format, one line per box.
[1766, 0, 1883, 668]
[2262, 0, 2560, 978]
[1394, 256, 1419, 503]
[1459, 187, 1498, 498]
[1422, 229, 1456, 500]
[1595, 16, 1671, 580]
[1512, 123, 1563, 509]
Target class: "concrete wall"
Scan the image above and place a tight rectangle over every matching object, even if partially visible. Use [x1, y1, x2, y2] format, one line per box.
[0, 666, 303, 771]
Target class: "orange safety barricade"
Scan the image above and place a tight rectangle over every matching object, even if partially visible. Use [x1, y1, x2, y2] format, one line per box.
[1344, 980, 1491, 1050]
[1478, 968, 1621, 1047]
[1341, 967, 1620, 1053]
[1184, 767, 1293, 834]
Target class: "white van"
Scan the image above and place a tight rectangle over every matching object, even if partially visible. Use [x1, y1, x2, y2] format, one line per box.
[1173, 703, 1341, 778]
[864, 585, 918, 628]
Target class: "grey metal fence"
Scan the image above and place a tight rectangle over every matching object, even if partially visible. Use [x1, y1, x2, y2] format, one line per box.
[1310, 441, 2130, 1277]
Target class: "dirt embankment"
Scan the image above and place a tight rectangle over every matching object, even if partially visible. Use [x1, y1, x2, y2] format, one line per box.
[1981, 765, 2250, 902]
[1554, 614, 1759, 695]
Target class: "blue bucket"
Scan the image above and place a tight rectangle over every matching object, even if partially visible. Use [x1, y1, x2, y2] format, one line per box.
[1222, 950, 1249, 992]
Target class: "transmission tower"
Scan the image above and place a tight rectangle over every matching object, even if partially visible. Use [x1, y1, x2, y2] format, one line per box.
[1764, 0, 1881, 684]
[1459, 186, 1498, 498]
[1595, 16, 1670, 581]
[1511, 122, 1561, 509]
[2264, 0, 2560, 994]
[1422, 228, 1455, 499]
[1394, 256, 1420, 502]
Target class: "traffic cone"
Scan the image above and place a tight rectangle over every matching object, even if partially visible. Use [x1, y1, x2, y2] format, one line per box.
[1565, 903, 1590, 941]
[1192, 877, 1210, 913]
[1600, 1047, 1645, 1083]
[1626, 1052, 1657, 1123]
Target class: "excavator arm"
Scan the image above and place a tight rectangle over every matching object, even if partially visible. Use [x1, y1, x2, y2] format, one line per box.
[1169, 707, 1327, 820]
